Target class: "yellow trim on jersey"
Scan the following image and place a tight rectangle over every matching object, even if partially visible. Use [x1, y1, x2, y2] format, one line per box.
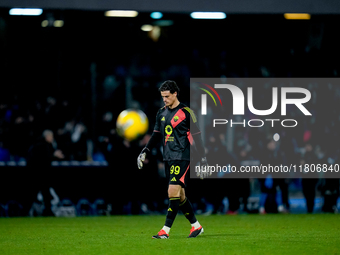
[184, 107, 197, 123]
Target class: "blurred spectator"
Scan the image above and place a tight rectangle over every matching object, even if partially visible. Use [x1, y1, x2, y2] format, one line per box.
[258, 138, 289, 214]
[70, 122, 88, 161]
[301, 139, 320, 213]
[226, 142, 250, 215]
[321, 153, 339, 213]
[56, 120, 88, 161]
[203, 134, 230, 214]
[56, 120, 74, 160]
[321, 178, 339, 213]
[24, 130, 64, 216]
[258, 175, 274, 214]
[96, 111, 116, 162]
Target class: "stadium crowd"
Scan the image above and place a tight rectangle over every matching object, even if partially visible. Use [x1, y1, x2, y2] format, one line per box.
[0, 36, 340, 216]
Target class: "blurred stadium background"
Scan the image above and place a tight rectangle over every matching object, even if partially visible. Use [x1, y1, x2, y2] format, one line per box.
[0, 0, 340, 217]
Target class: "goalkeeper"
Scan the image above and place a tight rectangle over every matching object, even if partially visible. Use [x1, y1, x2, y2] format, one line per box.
[137, 80, 210, 239]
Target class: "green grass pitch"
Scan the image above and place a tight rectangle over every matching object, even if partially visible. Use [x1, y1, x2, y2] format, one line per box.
[0, 214, 339, 255]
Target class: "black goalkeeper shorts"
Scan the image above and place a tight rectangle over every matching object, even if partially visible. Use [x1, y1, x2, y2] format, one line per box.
[165, 160, 190, 188]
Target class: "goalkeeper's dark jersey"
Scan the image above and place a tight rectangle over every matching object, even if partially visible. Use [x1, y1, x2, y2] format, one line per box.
[153, 103, 201, 161]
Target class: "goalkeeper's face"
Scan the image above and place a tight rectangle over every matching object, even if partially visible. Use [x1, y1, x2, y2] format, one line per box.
[161, 90, 178, 108]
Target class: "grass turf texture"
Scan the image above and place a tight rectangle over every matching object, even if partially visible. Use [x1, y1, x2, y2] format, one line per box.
[0, 214, 339, 255]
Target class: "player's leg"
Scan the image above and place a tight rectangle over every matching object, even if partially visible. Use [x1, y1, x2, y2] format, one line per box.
[152, 184, 181, 239]
[165, 184, 182, 227]
[176, 160, 204, 237]
[163, 184, 181, 232]
[152, 161, 181, 239]
[179, 188, 204, 238]
[153, 160, 200, 239]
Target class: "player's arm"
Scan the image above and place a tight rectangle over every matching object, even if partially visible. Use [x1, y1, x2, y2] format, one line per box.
[137, 131, 161, 169]
[192, 132, 206, 160]
[191, 128, 209, 178]
[193, 134, 210, 178]
[185, 107, 210, 178]
[137, 110, 162, 169]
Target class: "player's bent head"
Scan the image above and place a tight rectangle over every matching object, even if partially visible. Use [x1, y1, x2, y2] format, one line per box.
[159, 80, 180, 97]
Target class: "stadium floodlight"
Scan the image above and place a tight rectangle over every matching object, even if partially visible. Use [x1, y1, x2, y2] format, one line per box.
[41, 20, 49, 27]
[141, 24, 153, 32]
[9, 8, 43, 16]
[104, 10, 138, 17]
[284, 13, 311, 20]
[150, 12, 163, 19]
[190, 12, 226, 19]
[53, 20, 64, 27]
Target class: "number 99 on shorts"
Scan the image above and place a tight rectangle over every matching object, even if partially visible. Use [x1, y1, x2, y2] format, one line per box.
[170, 165, 181, 175]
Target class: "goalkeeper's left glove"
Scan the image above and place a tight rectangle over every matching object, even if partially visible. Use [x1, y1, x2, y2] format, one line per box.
[137, 147, 149, 169]
[196, 156, 211, 179]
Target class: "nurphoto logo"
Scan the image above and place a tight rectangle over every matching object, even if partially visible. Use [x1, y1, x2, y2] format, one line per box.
[192, 78, 313, 129]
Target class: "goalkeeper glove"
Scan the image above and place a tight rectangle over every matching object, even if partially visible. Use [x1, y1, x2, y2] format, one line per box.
[196, 157, 211, 179]
[137, 147, 149, 169]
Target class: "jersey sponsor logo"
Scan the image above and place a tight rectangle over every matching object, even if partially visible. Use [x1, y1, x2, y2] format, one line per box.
[171, 177, 176, 182]
[161, 116, 165, 121]
[165, 125, 174, 143]
[165, 125, 172, 135]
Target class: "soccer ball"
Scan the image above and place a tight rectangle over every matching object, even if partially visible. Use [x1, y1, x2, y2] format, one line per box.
[116, 109, 149, 141]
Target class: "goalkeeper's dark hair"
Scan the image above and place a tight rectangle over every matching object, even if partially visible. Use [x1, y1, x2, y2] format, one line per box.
[159, 80, 180, 96]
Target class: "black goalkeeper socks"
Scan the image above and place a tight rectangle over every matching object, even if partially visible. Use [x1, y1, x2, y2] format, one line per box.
[164, 197, 180, 228]
[179, 197, 197, 224]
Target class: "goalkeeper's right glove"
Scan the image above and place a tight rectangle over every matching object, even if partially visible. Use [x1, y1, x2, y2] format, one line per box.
[137, 147, 149, 169]
[196, 157, 211, 179]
